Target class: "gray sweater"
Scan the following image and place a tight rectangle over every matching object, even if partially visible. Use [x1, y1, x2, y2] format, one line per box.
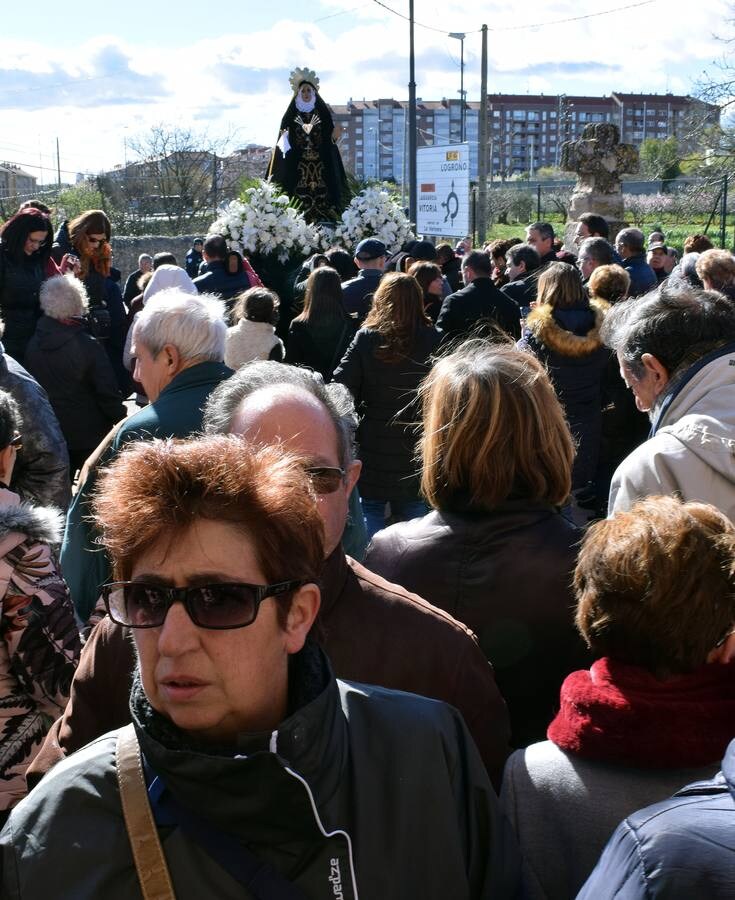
[500, 741, 717, 900]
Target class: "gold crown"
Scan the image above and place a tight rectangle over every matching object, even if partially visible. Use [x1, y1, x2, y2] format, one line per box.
[289, 67, 320, 94]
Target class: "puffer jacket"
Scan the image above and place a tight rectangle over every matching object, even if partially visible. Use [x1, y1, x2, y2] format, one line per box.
[0, 351, 71, 512]
[577, 737, 735, 899]
[365, 503, 587, 747]
[1, 644, 520, 898]
[609, 341, 735, 519]
[333, 325, 440, 501]
[0, 489, 80, 811]
[519, 300, 610, 489]
[24, 317, 126, 454]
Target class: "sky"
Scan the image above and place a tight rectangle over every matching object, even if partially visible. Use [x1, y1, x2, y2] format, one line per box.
[0, 0, 730, 185]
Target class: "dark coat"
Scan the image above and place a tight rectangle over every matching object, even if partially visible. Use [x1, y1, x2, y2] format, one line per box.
[0, 351, 70, 511]
[622, 252, 658, 297]
[286, 317, 355, 381]
[29, 549, 512, 788]
[341, 268, 382, 323]
[60, 361, 233, 621]
[0, 249, 45, 362]
[184, 248, 203, 279]
[578, 737, 735, 899]
[24, 317, 126, 454]
[193, 260, 251, 312]
[333, 325, 440, 501]
[501, 277, 535, 309]
[122, 269, 143, 308]
[436, 277, 521, 342]
[365, 503, 587, 747]
[519, 300, 611, 489]
[441, 255, 463, 292]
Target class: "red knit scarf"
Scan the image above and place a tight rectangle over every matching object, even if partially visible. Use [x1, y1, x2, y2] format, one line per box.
[547, 657, 735, 768]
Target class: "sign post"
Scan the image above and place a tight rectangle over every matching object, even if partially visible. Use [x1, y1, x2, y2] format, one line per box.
[416, 143, 470, 238]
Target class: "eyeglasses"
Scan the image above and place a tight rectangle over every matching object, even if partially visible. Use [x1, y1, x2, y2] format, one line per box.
[9, 433, 22, 452]
[26, 237, 46, 248]
[304, 465, 346, 495]
[101, 579, 305, 630]
[87, 237, 105, 246]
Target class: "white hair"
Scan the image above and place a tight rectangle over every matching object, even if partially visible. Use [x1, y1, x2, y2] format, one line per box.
[133, 288, 226, 363]
[40, 274, 89, 320]
[138, 253, 153, 266]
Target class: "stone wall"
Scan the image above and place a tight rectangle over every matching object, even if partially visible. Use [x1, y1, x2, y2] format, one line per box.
[111, 235, 201, 281]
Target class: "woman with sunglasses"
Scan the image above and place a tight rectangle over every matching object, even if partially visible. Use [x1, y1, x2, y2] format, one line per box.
[1, 434, 518, 898]
[0, 208, 62, 362]
[0, 388, 80, 825]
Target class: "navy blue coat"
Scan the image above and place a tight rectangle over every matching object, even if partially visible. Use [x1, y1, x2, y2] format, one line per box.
[341, 268, 383, 324]
[519, 300, 610, 489]
[193, 260, 251, 313]
[622, 252, 657, 297]
[578, 737, 735, 899]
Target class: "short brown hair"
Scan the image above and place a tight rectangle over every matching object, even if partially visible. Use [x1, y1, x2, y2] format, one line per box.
[537, 261, 585, 309]
[575, 495, 735, 676]
[683, 234, 714, 255]
[420, 341, 574, 510]
[407, 261, 441, 295]
[92, 436, 324, 625]
[588, 264, 630, 304]
[695, 248, 735, 291]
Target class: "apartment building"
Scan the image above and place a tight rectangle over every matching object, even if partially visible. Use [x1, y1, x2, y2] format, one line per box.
[0, 163, 37, 200]
[330, 92, 718, 182]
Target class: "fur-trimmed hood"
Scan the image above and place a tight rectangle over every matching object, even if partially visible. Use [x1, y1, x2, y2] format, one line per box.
[0, 490, 63, 545]
[527, 299, 610, 358]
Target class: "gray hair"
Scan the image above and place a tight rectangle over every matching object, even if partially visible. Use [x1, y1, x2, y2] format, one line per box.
[133, 288, 226, 363]
[138, 253, 153, 266]
[203, 361, 358, 467]
[600, 285, 735, 378]
[579, 236, 613, 266]
[40, 274, 89, 320]
[615, 227, 645, 254]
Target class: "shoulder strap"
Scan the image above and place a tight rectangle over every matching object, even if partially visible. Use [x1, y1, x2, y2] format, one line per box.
[116, 724, 177, 900]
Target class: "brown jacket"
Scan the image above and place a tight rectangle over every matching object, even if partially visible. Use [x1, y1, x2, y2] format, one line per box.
[28, 549, 510, 787]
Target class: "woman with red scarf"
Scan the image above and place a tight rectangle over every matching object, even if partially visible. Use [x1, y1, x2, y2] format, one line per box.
[500, 494, 735, 900]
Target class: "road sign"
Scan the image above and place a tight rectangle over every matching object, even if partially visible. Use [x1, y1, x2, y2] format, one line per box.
[416, 143, 470, 238]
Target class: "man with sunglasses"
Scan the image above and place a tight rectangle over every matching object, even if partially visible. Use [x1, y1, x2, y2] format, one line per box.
[30, 363, 511, 790]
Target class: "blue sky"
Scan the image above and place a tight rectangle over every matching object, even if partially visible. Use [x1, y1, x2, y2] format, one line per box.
[0, 0, 729, 182]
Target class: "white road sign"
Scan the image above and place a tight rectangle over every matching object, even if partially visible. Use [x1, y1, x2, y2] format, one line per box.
[416, 143, 470, 238]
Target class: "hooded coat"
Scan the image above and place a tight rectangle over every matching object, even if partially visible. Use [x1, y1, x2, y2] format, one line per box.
[519, 299, 610, 489]
[609, 342, 735, 518]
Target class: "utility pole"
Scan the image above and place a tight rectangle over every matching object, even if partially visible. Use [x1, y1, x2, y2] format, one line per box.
[408, 0, 417, 226]
[212, 152, 218, 217]
[56, 137, 61, 192]
[477, 24, 488, 243]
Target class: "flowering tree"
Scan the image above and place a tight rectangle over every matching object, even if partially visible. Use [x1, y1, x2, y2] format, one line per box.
[334, 186, 413, 254]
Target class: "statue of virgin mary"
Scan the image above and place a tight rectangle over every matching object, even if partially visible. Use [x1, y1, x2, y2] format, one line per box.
[268, 67, 349, 224]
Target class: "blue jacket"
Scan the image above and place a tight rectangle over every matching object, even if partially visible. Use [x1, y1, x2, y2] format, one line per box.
[341, 268, 383, 324]
[193, 260, 251, 311]
[622, 252, 657, 297]
[578, 737, 735, 899]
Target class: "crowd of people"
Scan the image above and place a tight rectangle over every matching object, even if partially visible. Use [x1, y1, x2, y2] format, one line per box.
[0, 197, 733, 897]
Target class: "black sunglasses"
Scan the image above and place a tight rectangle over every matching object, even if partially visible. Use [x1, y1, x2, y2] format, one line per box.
[101, 580, 305, 630]
[305, 465, 345, 495]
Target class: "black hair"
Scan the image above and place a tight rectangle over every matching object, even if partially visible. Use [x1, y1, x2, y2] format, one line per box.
[153, 252, 177, 269]
[204, 234, 228, 260]
[462, 250, 492, 276]
[0, 390, 21, 451]
[578, 213, 610, 239]
[507, 243, 541, 273]
[529, 222, 555, 242]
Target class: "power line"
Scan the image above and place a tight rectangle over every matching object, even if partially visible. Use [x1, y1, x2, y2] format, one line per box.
[370, 0, 658, 35]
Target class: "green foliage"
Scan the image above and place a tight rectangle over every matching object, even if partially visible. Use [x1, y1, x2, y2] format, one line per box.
[639, 137, 682, 181]
[55, 182, 105, 221]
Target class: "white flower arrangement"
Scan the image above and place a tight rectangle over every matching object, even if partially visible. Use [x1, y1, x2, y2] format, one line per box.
[334, 186, 414, 254]
[208, 180, 324, 263]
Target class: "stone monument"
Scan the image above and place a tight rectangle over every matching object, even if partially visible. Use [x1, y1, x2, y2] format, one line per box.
[560, 122, 638, 247]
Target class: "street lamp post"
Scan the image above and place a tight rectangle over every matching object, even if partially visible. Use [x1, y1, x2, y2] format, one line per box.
[449, 32, 466, 143]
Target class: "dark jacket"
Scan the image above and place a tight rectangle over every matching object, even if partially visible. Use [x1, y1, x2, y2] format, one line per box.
[185, 247, 203, 279]
[0, 351, 70, 511]
[341, 268, 382, 323]
[501, 277, 535, 309]
[29, 548, 511, 788]
[333, 325, 440, 501]
[286, 317, 355, 381]
[24, 317, 126, 454]
[365, 504, 586, 748]
[193, 260, 251, 312]
[7, 644, 520, 899]
[441, 255, 463, 292]
[0, 250, 45, 363]
[518, 300, 611, 489]
[436, 277, 521, 342]
[578, 737, 735, 899]
[122, 269, 143, 308]
[60, 360, 233, 621]
[621, 252, 658, 297]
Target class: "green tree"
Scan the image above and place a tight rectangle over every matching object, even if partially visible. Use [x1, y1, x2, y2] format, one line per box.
[639, 137, 682, 181]
[55, 182, 105, 222]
